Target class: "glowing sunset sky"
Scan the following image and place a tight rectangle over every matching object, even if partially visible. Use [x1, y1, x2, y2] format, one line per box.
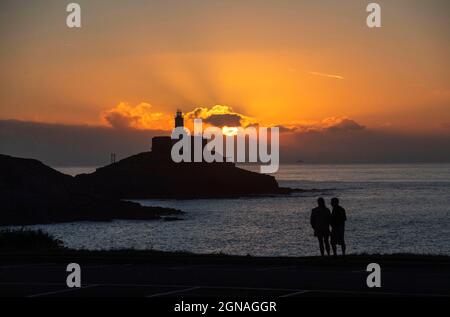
[0, 0, 449, 134]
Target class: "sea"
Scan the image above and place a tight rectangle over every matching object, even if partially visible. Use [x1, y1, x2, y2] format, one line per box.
[15, 164, 450, 257]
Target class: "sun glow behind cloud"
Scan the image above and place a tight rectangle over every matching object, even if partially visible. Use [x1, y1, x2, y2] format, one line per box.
[100, 101, 367, 139]
[222, 126, 239, 136]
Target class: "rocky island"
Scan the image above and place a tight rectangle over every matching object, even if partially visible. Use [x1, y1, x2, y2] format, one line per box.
[75, 150, 283, 199]
[75, 111, 287, 199]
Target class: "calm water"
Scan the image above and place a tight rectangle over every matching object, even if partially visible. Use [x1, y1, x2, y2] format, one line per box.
[16, 164, 450, 256]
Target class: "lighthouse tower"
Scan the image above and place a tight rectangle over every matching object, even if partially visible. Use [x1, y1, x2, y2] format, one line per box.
[175, 110, 184, 128]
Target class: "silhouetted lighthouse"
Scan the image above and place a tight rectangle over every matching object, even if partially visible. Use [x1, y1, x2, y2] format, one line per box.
[175, 110, 184, 128]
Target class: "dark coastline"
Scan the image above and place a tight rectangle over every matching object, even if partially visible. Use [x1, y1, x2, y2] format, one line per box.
[3, 248, 449, 266]
[0, 153, 314, 226]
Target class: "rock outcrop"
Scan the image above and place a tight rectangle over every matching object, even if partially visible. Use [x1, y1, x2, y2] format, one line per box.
[0, 154, 180, 225]
[75, 151, 282, 199]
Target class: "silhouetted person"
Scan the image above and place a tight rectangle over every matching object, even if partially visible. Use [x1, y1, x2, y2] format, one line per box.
[330, 197, 347, 257]
[310, 197, 331, 256]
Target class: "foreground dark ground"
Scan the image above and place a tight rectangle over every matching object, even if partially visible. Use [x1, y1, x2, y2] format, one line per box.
[1, 250, 449, 297]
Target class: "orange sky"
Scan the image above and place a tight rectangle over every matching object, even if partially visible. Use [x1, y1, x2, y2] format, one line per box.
[0, 0, 449, 134]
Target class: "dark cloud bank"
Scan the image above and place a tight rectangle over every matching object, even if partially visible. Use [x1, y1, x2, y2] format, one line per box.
[280, 130, 450, 164]
[0, 120, 164, 166]
[1, 120, 450, 167]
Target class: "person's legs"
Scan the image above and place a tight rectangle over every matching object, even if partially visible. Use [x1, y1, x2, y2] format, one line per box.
[324, 235, 330, 256]
[340, 228, 346, 257]
[331, 231, 337, 256]
[317, 236, 325, 256]
[331, 243, 337, 257]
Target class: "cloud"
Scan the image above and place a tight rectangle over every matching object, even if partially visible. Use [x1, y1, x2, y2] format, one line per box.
[2, 119, 450, 165]
[279, 129, 450, 164]
[102, 102, 171, 130]
[101, 103, 256, 131]
[185, 105, 255, 128]
[100, 102, 363, 136]
[275, 125, 298, 133]
[322, 117, 365, 132]
[204, 113, 242, 127]
[276, 117, 365, 134]
[309, 71, 344, 80]
[0, 119, 164, 166]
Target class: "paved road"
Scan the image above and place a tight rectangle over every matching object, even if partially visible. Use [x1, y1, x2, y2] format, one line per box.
[1, 261, 449, 297]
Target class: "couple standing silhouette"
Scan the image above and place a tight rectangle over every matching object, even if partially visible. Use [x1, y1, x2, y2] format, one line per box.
[310, 197, 347, 257]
